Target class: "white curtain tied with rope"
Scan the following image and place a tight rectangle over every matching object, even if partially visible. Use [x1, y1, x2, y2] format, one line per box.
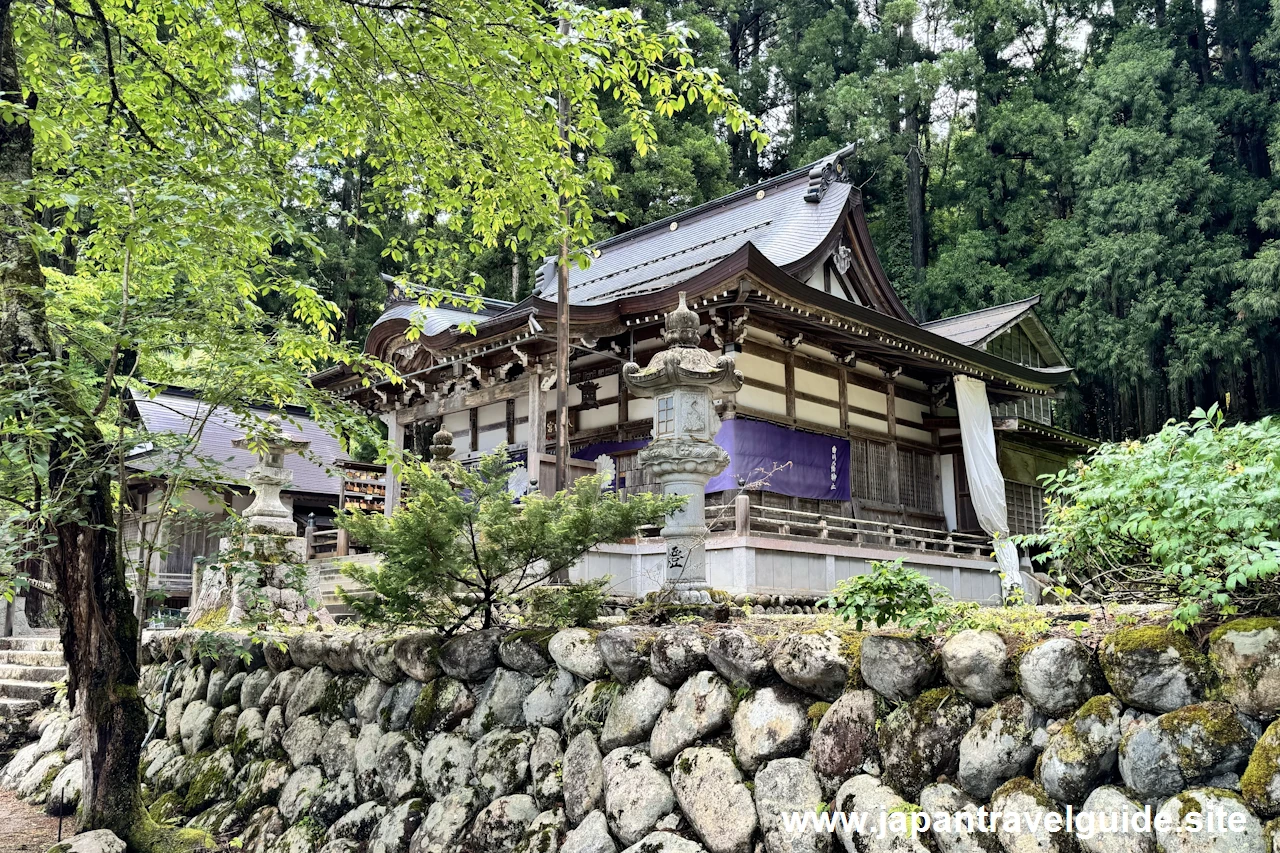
[953, 375, 1023, 596]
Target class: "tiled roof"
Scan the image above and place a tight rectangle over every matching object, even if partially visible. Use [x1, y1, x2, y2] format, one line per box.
[128, 389, 345, 497]
[922, 295, 1042, 347]
[532, 170, 849, 306]
[369, 145, 871, 340]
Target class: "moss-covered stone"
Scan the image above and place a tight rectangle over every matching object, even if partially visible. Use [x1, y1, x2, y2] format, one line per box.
[1099, 626, 1210, 713]
[181, 747, 235, 813]
[1243, 719, 1280, 818]
[1210, 617, 1280, 720]
[1038, 694, 1122, 805]
[878, 687, 975, 801]
[316, 674, 363, 721]
[406, 676, 473, 742]
[1120, 701, 1258, 801]
[807, 701, 831, 728]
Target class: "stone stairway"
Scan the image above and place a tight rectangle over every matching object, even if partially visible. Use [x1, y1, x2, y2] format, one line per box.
[0, 635, 64, 719]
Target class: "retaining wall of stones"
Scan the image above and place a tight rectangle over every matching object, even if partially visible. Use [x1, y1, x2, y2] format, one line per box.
[4, 617, 1280, 853]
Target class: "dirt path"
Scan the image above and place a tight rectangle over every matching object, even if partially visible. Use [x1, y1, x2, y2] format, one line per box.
[0, 788, 64, 853]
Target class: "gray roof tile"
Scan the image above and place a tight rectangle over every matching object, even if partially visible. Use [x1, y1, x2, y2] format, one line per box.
[922, 295, 1041, 347]
[128, 390, 345, 497]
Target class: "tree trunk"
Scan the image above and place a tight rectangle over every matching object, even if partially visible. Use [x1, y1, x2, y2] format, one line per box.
[904, 110, 928, 296]
[0, 2, 206, 847]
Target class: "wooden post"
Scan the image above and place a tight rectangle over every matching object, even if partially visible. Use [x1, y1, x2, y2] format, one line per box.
[885, 374, 901, 509]
[528, 369, 546, 454]
[734, 493, 751, 536]
[382, 412, 403, 516]
[784, 350, 796, 421]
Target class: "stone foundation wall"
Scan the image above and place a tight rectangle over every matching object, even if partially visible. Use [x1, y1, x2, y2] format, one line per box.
[3, 617, 1280, 853]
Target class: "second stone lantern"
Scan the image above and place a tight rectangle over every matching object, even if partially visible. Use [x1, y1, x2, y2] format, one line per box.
[623, 292, 743, 603]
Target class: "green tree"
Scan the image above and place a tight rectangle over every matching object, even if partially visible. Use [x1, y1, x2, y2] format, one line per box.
[0, 0, 759, 844]
[337, 449, 683, 630]
[1048, 30, 1250, 436]
[1022, 405, 1280, 628]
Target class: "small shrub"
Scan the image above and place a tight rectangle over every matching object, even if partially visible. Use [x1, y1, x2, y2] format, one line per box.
[818, 559, 953, 633]
[338, 447, 682, 630]
[1020, 405, 1280, 629]
[525, 577, 610, 627]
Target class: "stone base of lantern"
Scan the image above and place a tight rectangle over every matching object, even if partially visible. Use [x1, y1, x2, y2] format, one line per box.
[241, 515, 300, 537]
[221, 532, 308, 562]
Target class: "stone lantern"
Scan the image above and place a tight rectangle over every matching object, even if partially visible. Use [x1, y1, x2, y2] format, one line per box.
[232, 414, 310, 536]
[623, 292, 743, 602]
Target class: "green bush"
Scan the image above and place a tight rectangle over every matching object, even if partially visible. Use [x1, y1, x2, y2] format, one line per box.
[525, 577, 610, 628]
[1020, 406, 1280, 628]
[337, 447, 682, 631]
[818, 559, 953, 633]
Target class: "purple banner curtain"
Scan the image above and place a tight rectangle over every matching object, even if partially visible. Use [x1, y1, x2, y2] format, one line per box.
[574, 419, 850, 501]
[708, 419, 850, 500]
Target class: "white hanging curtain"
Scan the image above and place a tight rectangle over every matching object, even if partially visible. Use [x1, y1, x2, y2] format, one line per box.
[953, 375, 1023, 595]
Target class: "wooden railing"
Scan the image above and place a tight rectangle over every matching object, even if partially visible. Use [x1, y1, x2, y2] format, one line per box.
[309, 485, 991, 563]
[739, 502, 990, 556]
[686, 495, 990, 557]
[306, 528, 344, 560]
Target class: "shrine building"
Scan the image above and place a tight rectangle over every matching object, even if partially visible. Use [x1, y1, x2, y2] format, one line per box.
[316, 144, 1093, 604]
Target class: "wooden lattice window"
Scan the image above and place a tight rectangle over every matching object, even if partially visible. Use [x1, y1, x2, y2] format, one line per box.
[1006, 480, 1045, 535]
[898, 448, 939, 514]
[850, 437, 895, 504]
[162, 517, 220, 582]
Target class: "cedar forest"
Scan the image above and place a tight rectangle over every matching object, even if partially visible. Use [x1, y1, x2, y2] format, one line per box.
[309, 0, 1280, 441]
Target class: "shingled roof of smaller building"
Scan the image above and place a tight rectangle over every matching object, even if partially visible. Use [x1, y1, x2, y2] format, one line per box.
[922, 295, 1043, 347]
[127, 388, 346, 497]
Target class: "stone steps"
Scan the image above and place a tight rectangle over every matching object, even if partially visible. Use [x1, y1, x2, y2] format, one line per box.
[0, 650, 64, 668]
[0, 634, 64, 719]
[0, 696, 41, 718]
[0, 665, 65, 683]
[0, 636, 61, 653]
[0, 679, 56, 703]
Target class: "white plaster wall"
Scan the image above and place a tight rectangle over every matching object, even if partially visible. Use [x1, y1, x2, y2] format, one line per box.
[574, 538, 1002, 603]
[896, 398, 930, 425]
[735, 352, 785, 385]
[848, 413, 888, 435]
[579, 403, 619, 431]
[897, 424, 934, 445]
[847, 384, 887, 412]
[737, 385, 786, 415]
[795, 369, 837, 399]
[796, 399, 841, 428]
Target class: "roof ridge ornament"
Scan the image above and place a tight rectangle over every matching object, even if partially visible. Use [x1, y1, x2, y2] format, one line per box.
[804, 141, 858, 203]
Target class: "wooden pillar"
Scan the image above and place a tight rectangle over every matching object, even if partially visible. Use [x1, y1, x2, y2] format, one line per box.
[929, 393, 945, 515]
[382, 411, 403, 516]
[506, 399, 516, 446]
[734, 493, 751, 536]
[885, 375, 901, 508]
[528, 368, 546, 454]
[618, 371, 630, 431]
[469, 408, 479, 453]
[838, 365, 852, 517]
[784, 351, 796, 421]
